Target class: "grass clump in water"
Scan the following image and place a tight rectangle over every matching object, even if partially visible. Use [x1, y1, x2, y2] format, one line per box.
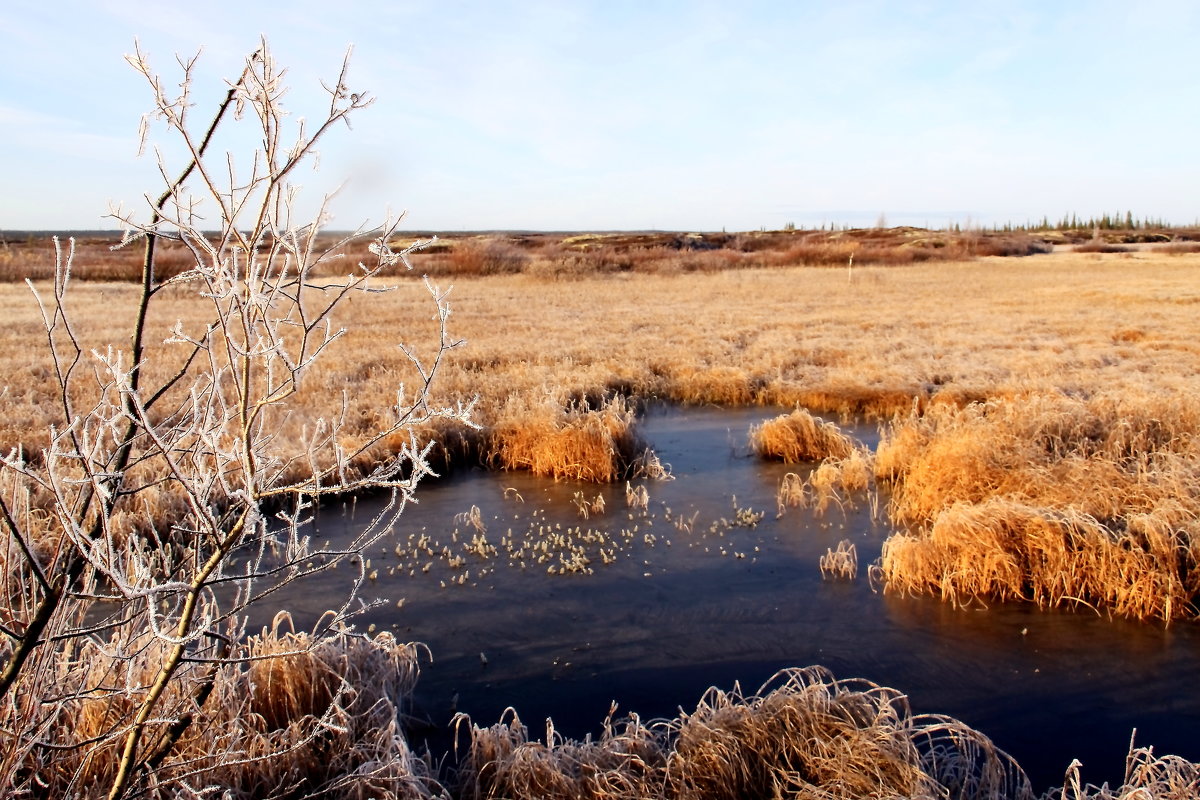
[750, 408, 856, 463]
[874, 393, 1200, 621]
[486, 395, 647, 482]
[820, 540, 859, 580]
[456, 666, 1032, 800]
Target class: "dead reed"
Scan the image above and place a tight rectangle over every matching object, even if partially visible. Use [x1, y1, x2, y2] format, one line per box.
[808, 447, 875, 515]
[820, 540, 858, 580]
[18, 613, 438, 798]
[874, 393, 1200, 620]
[486, 395, 645, 482]
[625, 482, 650, 511]
[456, 666, 1033, 800]
[775, 472, 808, 516]
[572, 491, 607, 519]
[1045, 741, 1200, 800]
[749, 408, 855, 462]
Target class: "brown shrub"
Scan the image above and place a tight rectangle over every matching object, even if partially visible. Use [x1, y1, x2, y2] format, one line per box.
[1153, 241, 1200, 255]
[973, 235, 1054, 257]
[1074, 241, 1132, 254]
[440, 237, 530, 275]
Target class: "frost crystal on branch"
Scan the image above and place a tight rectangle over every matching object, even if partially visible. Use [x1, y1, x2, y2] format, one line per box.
[0, 39, 467, 799]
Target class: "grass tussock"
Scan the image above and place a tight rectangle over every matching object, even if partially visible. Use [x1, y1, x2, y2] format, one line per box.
[750, 409, 855, 463]
[486, 395, 646, 482]
[458, 708, 666, 800]
[14, 614, 438, 799]
[456, 666, 1032, 800]
[876, 393, 1200, 524]
[877, 500, 1196, 619]
[874, 393, 1200, 620]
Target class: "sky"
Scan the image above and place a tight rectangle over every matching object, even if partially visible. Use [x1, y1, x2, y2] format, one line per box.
[2, 0, 1198, 232]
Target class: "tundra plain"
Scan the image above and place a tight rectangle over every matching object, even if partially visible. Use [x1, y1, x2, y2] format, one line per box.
[2, 230, 1199, 798]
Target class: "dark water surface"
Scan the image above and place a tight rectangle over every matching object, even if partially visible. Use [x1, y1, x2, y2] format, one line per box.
[280, 406, 1200, 791]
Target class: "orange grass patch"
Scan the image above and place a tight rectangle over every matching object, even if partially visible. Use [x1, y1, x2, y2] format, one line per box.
[486, 395, 646, 482]
[877, 500, 1197, 620]
[749, 409, 855, 462]
[874, 393, 1200, 620]
[876, 392, 1200, 525]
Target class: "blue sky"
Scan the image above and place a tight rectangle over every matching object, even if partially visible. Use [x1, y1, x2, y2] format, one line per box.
[2, 1, 1197, 231]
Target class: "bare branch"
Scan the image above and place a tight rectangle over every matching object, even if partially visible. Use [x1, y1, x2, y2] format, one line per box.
[2, 39, 467, 799]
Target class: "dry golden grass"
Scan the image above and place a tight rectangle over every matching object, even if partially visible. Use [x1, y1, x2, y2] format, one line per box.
[19, 615, 437, 798]
[457, 666, 1032, 800]
[3, 250, 1200, 623]
[873, 392, 1200, 620]
[486, 395, 645, 482]
[8, 249, 1198, 453]
[876, 392, 1200, 524]
[5, 244, 1200, 792]
[749, 408, 855, 462]
[876, 500, 1196, 619]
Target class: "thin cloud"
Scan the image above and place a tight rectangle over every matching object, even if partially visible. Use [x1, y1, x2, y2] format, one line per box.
[3, 1, 1198, 230]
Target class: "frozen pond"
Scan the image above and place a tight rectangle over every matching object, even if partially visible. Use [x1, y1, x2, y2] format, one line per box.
[279, 405, 1200, 790]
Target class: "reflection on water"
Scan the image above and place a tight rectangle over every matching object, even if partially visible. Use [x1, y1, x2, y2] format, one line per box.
[271, 405, 1200, 791]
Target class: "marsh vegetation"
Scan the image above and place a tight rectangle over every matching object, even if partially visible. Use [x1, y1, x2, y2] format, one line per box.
[5, 239, 1200, 796]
